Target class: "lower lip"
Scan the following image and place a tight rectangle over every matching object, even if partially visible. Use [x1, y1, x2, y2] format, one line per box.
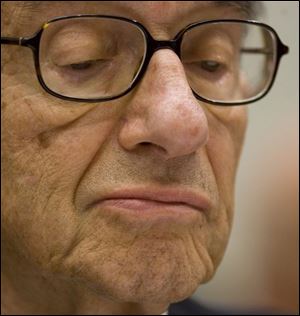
[91, 198, 202, 223]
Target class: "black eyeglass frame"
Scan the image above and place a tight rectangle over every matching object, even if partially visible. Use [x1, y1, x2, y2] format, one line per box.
[1, 15, 289, 106]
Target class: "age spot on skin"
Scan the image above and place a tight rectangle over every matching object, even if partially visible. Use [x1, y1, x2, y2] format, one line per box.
[37, 132, 52, 149]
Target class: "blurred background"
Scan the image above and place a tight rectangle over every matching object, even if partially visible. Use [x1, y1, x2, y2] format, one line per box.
[193, 1, 299, 314]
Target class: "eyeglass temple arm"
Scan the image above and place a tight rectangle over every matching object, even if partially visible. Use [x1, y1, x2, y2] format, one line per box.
[241, 48, 274, 55]
[1, 37, 27, 46]
[241, 45, 289, 55]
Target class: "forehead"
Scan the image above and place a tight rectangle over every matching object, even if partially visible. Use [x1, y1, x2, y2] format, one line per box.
[8, 1, 252, 36]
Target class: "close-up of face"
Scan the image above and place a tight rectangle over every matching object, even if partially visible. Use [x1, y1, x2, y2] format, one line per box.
[1, 1, 289, 315]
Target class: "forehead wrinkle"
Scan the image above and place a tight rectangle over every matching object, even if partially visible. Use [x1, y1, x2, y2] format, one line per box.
[6, 1, 261, 20]
[105, 1, 260, 20]
[1, 1, 43, 34]
[14, 1, 43, 16]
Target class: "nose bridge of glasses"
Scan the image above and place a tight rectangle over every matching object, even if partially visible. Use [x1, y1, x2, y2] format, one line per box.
[150, 39, 181, 56]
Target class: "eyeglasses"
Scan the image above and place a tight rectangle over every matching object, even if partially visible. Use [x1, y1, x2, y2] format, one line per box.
[1, 15, 289, 106]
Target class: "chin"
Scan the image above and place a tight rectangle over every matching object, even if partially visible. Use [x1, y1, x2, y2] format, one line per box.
[62, 245, 214, 305]
[82, 266, 202, 305]
[51, 223, 217, 304]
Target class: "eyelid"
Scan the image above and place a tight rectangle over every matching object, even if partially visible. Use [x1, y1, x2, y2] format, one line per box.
[183, 28, 237, 52]
[46, 33, 118, 65]
[57, 59, 105, 68]
[183, 47, 234, 65]
[50, 49, 106, 66]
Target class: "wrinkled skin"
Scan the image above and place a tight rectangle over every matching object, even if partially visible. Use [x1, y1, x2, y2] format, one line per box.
[1, 2, 247, 315]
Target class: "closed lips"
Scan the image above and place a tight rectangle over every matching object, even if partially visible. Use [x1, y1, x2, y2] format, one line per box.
[88, 187, 211, 212]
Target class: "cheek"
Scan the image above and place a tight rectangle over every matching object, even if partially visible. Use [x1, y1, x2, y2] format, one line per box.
[1, 85, 121, 268]
[199, 108, 247, 268]
[206, 106, 247, 209]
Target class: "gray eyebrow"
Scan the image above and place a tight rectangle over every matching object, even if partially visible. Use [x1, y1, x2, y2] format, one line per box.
[215, 1, 264, 19]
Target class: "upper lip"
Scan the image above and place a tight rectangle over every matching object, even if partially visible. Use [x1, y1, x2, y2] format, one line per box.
[87, 187, 212, 212]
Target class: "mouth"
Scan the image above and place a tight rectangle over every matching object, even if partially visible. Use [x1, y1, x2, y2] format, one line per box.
[87, 187, 211, 214]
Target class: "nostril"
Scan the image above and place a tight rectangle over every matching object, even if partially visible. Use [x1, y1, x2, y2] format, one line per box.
[140, 142, 152, 146]
[139, 142, 168, 158]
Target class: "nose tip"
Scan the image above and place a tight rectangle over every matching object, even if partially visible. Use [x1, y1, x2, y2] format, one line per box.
[145, 106, 209, 160]
[164, 116, 209, 159]
[118, 49, 209, 160]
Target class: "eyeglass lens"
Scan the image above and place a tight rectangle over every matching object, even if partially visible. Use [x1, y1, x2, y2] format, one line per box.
[39, 17, 147, 99]
[39, 17, 277, 103]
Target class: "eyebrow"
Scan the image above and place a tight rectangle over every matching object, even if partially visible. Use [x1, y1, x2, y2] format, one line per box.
[216, 1, 263, 19]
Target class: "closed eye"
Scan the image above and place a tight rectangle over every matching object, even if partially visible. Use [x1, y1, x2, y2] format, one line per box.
[64, 59, 106, 71]
[199, 60, 222, 73]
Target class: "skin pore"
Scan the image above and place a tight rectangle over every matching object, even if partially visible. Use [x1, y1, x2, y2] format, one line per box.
[1, 2, 248, 315]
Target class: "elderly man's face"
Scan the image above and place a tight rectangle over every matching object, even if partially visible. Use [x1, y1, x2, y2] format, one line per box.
[2, 0, 247, 309]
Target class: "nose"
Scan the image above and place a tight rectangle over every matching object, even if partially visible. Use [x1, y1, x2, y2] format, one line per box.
[118, 49, 209, 160]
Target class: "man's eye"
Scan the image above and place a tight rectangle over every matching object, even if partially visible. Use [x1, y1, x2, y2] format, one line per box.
[52, 58, 113, 84]
[200, 60, 221, 73]
[67, 59, 102, 71]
